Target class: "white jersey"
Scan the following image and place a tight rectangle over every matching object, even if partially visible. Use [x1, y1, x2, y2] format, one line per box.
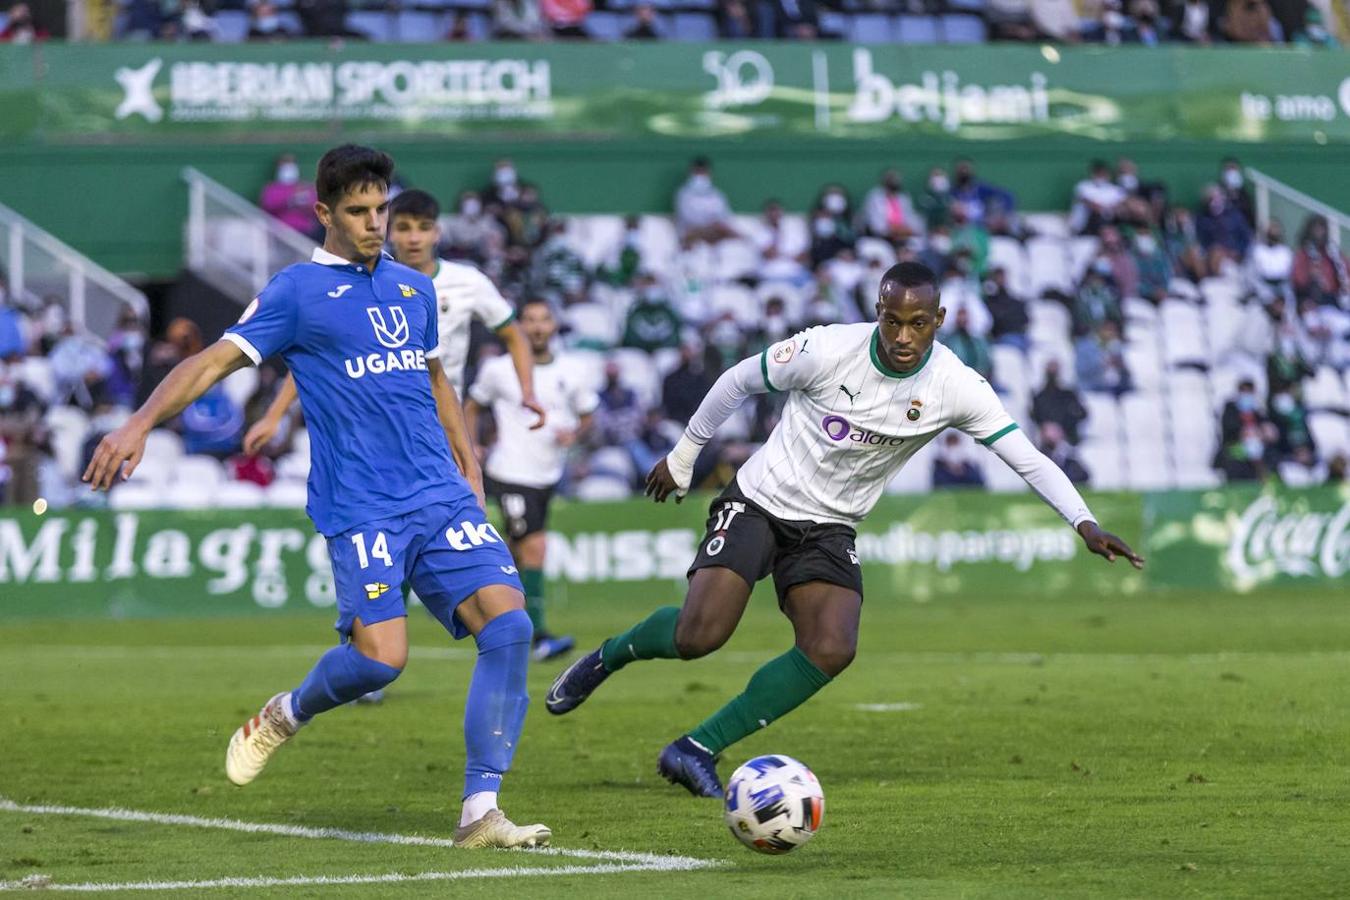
[425, 260, 515, 393]
[469, 352, 600, 489]
[736, 324, 1016, 525]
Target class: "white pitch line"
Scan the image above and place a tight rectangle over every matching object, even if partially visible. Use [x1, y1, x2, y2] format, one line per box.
[853, 702, 923, 713]
[0, 799, 716, 871]
[0, 863, 679, 893]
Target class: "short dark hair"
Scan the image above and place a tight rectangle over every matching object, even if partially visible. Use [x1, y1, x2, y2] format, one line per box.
[880, 261, 939, 293]
[315, 144, 394, 207]
[518, 296, 553, 315]
[390, 189, 440, 222]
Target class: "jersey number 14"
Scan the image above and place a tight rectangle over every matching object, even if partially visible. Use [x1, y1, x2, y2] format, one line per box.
[352, 532, 393, 569]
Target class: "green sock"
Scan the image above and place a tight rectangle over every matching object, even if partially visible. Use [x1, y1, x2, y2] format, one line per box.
[520, 568, 545, 633]
[600, 606, 681, 672]
[688, 647, 832, 755]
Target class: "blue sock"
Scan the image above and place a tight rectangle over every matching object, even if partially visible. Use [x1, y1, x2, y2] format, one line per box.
[462, 608, 532, 799]
[292, 642, 401, 722]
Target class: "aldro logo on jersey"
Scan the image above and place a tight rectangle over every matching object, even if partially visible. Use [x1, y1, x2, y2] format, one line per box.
[344, 305, 428, 379]
[821, 415, 905, 447]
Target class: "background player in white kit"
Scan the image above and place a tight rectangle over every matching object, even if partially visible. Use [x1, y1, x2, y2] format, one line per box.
[465, 298, 600, 662]
[546, 261, 1144, 798]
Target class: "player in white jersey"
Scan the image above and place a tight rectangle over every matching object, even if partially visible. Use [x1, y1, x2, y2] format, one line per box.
[547, 261, 1143, 798]
[466, 298, 600, 662]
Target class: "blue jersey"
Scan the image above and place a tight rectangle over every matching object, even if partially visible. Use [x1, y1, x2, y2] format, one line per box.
[224, 247, 475, 536]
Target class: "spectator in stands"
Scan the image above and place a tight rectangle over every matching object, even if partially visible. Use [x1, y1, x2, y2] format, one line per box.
[718, 0, 755, 37]
[1327, 454, 1348, 483]
[174, 1, 218, 41]
[1216, 378, 1276, 482]
[1219, 158, 1256, 227]
[917, 167, 953, 233]
[1073, 258, 1124, 336]
[1178, 0, 1211, 41]
[492, 0, 546, 38]
[484, 158, 524, 209]
[920, 227, 953, 279]
[626, 409, 678, 486]
[1029, 0, 1084, 41]
[140, 317, 202, 406]
[1076, 320, 1133, 396]
[33, 296, 64, 355]
[247, 1, 295, 40]
[1265, 298, 1314, 393]
[951, 159, 1017, 236]
[259, 153, 319, 240]
[945, 308, 993, 381]
[984, 266, 1030, 352]
[1221, 0, 1273, 44]
[0, 361, 44, 504]
[932, 433, 985, 488]
[543, 0, 592, 38]
[440, 191, 506, 271]
[103, 306, 146, 410]
[599, 215, 645, 287]
[661, 341, 713, 423]
[1039, 421, 1091, 484]
[296, 0, 360, 38]
[1131, 0, 1167, 44]
[532, 219, 588, 305]
[860, 169, 921, 246]
[815, 184, 857, 241]
[939, 255, 992, 336]
[1247, 219, 1294, 305]
[594, 361, 642, 446]
[674, 157, 737, 247]
[621, 273, 683, 352]
[950, 204, 990, 277]
[121, 0, 165, 38]
[1070, 160, 1128, 236]
[0, 2, 46, 42]
[624, 3, 664, 38]
[499, 183, 550, 262]
[821, 248, 867, 315]
[752, 295, 795, 349]
[445, 11, 472, 40]
[1299, 297, 1348, 371]
[754, 199, 811, 286]
[0, 267, 27, 361]
[49, 324, 109, 410]
[808, 206, 854, 269]
[1098, 226, 1139, 300]
[1278, 445, 1326, 486]
[1269, 384, 1316, 460]
[1032, 360, 1087, 444]
[1292, 214, 1349, 307]
[1163, 205, 1208, 281]
[1133, 228, 1173, 303]
[769, 0, 820, 38]
[180, 383, 243, 458]
[1292, 8, 1340, 47]
[1195, 184, 1253, 273]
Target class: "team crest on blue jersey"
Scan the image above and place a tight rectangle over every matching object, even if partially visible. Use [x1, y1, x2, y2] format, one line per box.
[398, 282, 419, 298]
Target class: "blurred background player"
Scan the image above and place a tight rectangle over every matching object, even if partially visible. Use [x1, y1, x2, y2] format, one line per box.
[547, 262, 1142, 798]
[466, 298, 599, 662]
[84, 145, 550, 848]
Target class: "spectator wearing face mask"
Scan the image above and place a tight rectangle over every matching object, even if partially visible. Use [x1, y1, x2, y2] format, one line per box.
[624, 2, 664, 38]
[860, 169, 922, 245]
[542, 0, 592, 38]
[983, 267, 1030, 352]
[917, 167, 954, 232]
[1130, 0, 1167, 43]
[951, 159, 1018, 236]
[0, 267, 28, 362]
[1097, 226, 1139, 300]
[531, 219, 588, 306]
[1247, 219, 1293, 305]
[949, 203, 990, 277]
[1178, 0, 1211, 40]
[938, 256, 992, 337]
[1163, 206, 1209, 281]
[621, 273, 683, 352]
[1269, 385, 1316, 463]
[1196, 184, 1253, 274]
[1032, 360, 1087, 445]
[1073, 257, 1124, 337]
[1071, 159, 1128, 236]
[808, 205, 854, 269]
[1132, 229, 1172, 303]
[49, 323, 111, 410]
[753, 200, 811, 286]
[1216, 379, 1276, 482]
[932, 432, 985, 488]
[1298, 297, 1348, 371]
[1218, 158, 1256, 227]
[1075, 320, 1133, 396]
[103, 306, 146, 410]
[439, 190, 506, 271]
[1292, 214, 1350, 307]
[247, 1, 294, 40]
[259, 153, 319, 240]
[814, 183, 857, 241]
[0, 2, 47, 42]
[674, 157, 738, 247]
[599, 215, 646, 287]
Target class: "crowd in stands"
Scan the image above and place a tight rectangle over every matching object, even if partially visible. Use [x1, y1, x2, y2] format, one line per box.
[0, 0, 1344, 46]
[2, 150, 1349, 508]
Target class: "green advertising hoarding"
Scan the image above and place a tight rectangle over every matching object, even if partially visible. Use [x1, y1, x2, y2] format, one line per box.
[0, 485, 1344, 621]
[3, 43, 1350, 146]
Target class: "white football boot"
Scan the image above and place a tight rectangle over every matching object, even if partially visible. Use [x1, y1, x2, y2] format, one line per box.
[452, 809, 552, 849]
[225, 693, 299, 786]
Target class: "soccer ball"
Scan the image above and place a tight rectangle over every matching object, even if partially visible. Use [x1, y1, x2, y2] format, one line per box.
[723, 754, 824, 854]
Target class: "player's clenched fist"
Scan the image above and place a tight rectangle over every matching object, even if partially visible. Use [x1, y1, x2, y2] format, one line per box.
[82, 420, 150, 491]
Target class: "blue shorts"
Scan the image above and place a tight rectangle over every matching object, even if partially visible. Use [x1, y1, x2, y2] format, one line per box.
[327, 499, 524, 640]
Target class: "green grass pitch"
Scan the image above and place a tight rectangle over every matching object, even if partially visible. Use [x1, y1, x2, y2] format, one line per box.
[3, 582, 1350, 897]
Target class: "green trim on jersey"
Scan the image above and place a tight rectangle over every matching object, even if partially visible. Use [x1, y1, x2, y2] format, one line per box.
[869, 328, 931, 379]
[979, 422, 1019, 446]
[490, 310, 516, 331]
[759, 350, 781, 393]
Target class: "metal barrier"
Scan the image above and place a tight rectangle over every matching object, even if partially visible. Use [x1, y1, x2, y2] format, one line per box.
[1248, 167, 1349, 249]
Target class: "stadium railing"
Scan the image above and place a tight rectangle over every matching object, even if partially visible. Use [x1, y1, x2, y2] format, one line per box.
[0, 200, 149, 336]
[182, 166, 318, 302]
[1248, 167, 1349, 250]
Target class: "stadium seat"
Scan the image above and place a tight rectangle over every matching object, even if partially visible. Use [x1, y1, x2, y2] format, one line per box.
[1121, 393, 1165, 441]
[276, 452, 310, 481]
[713, 239, 760, 283]
[212, 8, 249, 40]
[395, 11, 446, 40]
[818, 10, 848, 36]
[108, 482, 163, 510]
[1308, 412, 1350, 457]
[1081, 438, 1126, 490]
[671, 12, 716, 40]
[565, 301, 619, 350]
[895, 15, 940, 43]
[45, 406, 91, 480]
[265, 479, 309, 508]
[1024, 214, 1070, 240]
[609, 348, 663, 409]
[1160, 300, 1209, 368]
[221, 366, 259, 412]
[1121, 297, 1159, 329]
[991, 344, 1030, 407]
[575, 215, 626, 269]
[1067, 237, 1100, 283]
[1304, 366, 1348, 413]
[856, 237, 897, 269]
[1027, 238, 1071, 297]
[1082, 394, 1121, 443]
[1123, 437, 1170, 490]
[939, 14, 987, 42]
[215, 481, 266, 508]
[164, 480, 217, 510]
[574, 475, 632, 501]
[637, 216, 680, 277]
[885, 439, 936, 494]
[171, 455, 226, 489]
[588, 446, 637, 484]
[987, 237, 1030, 299]
[349, 11, 394, 40]
[584, 11, 626, 40]
[849, 13, 893, 43]
[142, 429, 185, 467]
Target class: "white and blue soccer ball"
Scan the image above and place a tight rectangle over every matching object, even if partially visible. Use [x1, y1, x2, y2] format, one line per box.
[723, 754, 824, 854]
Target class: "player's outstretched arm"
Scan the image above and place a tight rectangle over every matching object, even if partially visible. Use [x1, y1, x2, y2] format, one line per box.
[429, 357, 485, 508]
[496, 321, 545, 430]
[242, 371, 299, 455]
[988, 428, 1144, 570]
[83, 339, 251, 490]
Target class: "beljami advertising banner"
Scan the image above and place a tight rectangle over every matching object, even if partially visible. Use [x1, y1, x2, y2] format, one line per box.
[2, 44, 1349, 145]
[1, 486, 1343, 620]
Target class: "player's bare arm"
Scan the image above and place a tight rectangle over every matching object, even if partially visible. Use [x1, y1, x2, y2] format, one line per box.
[429, 356, 485, 508]
[496, 320, 546, 430]
[83, 339, 251, 490]
[242, 370, 299, 455]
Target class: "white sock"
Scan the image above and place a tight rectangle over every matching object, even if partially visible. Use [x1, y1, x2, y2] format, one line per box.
[280, 692, 304, 729]
[459, 791, 498, 827]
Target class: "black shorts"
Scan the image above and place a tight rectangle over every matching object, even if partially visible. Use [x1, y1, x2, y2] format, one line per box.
[688, 478, 863, 604]
[485, 477, 554, 539]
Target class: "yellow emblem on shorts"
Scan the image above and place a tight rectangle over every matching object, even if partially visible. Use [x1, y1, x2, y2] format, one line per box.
[364, 582, 390, 600]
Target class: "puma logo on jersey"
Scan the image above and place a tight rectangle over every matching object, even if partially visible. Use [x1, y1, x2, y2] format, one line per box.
[839, 384, 860, 405]
[327, 284, 353, 298]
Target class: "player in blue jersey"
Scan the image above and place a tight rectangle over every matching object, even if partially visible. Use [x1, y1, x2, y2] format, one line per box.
[82, 145, 550, 849]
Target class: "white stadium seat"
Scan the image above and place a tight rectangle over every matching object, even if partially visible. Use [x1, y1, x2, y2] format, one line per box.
[221, 366, 259, 412]
[1080, 438, 1126, 490]
[108, 482, 163, 510]
[265, 479, 309, 509]
[1082, 393, 1121, 443]
[1304, 366, 1348, 413]
[171, 455, 226, 488]
[44, 406, 91, 480]
[1308, 412, 1350, 457]
[1027, 238, 1071, 297]
[1067, 236, 1101, 282]
[573, 475, 632, 501]
[1024, 213, 1070, 240]
[215, 481, 266, 508]
[988, 236, 1031, 299]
